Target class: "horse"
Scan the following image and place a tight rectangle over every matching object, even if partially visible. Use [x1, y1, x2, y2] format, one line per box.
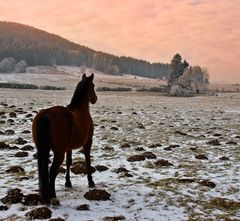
[32, 73, 97, 204]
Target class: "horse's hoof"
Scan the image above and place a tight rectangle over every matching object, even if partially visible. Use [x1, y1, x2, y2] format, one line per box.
[89, 182, 95, 188]
[50, 197, 60, 206]
[40, 195, 50, 205]
[44, 199, 51, 205]
[65, 182, 72, 188]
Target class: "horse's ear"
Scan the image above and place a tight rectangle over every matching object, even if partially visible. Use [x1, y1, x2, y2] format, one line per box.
[89, 73, 94, 81]
[82, 73, 86, 79]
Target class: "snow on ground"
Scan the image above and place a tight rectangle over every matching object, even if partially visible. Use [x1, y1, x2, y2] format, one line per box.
[0, 65, 165, 90]
[0, 72, 240, 221]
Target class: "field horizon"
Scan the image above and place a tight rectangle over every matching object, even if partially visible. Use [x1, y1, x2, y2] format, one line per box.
[0, 65, 239, 94]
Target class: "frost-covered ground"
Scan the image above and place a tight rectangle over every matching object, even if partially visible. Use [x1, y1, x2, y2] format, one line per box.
[0, 71, 240, 220]
[1, 90, 240, 221]
[0, 65, 165, 90]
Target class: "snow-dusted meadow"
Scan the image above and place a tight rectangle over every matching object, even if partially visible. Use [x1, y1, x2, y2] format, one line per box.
[0, 68, 239, 220]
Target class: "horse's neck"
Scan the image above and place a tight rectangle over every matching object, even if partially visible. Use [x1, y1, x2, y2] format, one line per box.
[68, 100, 90, 115]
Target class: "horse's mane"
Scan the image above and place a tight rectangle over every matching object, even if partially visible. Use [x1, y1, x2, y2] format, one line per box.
[67, 79, 88, 110]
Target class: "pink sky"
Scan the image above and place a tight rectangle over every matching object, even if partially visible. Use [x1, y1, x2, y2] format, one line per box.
[1, 0, 240, 82]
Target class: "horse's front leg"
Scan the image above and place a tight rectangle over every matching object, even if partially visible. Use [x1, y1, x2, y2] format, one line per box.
[65, 150, 72, 188]
[84, 139, 95, 188]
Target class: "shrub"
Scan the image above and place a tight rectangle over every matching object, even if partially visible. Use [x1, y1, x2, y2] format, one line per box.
[0, 82, 65, 90]
[96, 87, 132, 92]
[39, 85, 66, 90]
[136, 87, 167, 92]
[0, 82, 38, 89]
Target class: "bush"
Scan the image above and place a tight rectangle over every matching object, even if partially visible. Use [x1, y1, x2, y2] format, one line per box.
[96, 87, 132, 92]
[0, 82, 65, 90]
[39, 85, 66, 90]
[136, 87, 167, 92]
[169, 85, 193, 97]
[0, 82, 38, 89]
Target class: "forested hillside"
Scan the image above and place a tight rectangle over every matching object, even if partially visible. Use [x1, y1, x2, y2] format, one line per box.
[0, 21, 168, 79]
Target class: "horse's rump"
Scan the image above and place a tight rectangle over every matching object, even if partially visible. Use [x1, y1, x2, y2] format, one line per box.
[33, 106, 73, 151]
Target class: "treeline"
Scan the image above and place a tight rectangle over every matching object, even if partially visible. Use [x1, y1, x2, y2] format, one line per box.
[0, 21, 168, 79]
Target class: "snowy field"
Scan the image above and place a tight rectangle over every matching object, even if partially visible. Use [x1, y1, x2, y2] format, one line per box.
[0, 70, 240, 221]
[0, 66, 165, 90]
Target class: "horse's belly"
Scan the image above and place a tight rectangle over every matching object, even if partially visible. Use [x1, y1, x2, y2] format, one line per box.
[68, 126, 90, 149]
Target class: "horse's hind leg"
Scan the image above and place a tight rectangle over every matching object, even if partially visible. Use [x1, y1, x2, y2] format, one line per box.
[49, 151, 64, 199]
[65, 150, 72, 188]
[84, 139, 95, 188]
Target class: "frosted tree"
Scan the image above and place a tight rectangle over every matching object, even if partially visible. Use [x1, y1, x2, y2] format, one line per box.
[0, 57, 16, 73]
[15, 60, 27, 73]
[79, 65, 87, 73]
[178, 66, 209, 93]
[201, 67, 210, 83]
[107, 64, 120, 75]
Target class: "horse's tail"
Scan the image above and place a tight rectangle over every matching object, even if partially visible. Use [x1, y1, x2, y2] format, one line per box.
[35, 115, 51, 203]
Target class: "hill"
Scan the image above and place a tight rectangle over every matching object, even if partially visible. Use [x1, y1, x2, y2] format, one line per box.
[0, 21, 168, 79]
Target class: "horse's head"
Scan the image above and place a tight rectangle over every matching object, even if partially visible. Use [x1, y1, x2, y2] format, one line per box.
[82, 73, 97, 104]
[68, 73, 97, 110]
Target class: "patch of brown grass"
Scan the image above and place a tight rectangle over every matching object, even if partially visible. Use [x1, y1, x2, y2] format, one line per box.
[205, 197, 240, 211]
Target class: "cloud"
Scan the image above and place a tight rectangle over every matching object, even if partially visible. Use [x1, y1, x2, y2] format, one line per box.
[1, 0, 239, 82]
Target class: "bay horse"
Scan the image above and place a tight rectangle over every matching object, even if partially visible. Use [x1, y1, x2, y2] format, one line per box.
[32, 73, 97, 204]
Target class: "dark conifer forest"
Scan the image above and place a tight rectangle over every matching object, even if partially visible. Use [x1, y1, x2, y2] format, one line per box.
[0, 21, 168, 79]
